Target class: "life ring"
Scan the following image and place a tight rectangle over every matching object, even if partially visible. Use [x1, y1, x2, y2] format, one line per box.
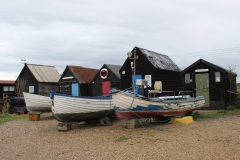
[100, 68, 108, 79]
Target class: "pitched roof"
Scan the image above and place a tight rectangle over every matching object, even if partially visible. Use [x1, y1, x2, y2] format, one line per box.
[137, 47, 181, 72]
[0, 80, 15, 84]
[181, 59, 237, 75]
[26, 64, 61, 82]
[105, 64, 121, 79]
[68, 65, 98, 83]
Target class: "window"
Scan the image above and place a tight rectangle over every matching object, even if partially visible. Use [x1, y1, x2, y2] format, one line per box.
[111, 82, 120, 89]
[9, 86, 14, 91]
[29, 86, 34, 93]
[3, 86, 8, 91]
[215, 72, 221, 82]
[145, 75, 152, 87]
[60, 85, 71, 92]
[185, 73, 190, 83]
[3, 86, 15, 91]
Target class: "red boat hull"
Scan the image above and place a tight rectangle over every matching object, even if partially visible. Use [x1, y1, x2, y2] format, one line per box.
[115, 108, 196, 119]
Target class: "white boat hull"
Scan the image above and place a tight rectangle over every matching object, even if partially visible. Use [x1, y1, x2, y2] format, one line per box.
[112, 91, 205, 119]
[23, 92, 52, 113]
[52, 94, 115, 122]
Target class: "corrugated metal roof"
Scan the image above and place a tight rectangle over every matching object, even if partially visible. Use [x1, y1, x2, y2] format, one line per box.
[0, 80, 15, 84]
[138, 47, 181, 72]
[27, 64, 61, 82]
[68, 65, 98, 83]
[105, 64, 121, 78]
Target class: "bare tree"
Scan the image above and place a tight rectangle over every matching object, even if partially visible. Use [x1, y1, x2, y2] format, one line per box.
[15, 78, 29, 97]
[0, 96, 10, 114]
[227, 64, 237, 90]
[227, 64, 237, 105]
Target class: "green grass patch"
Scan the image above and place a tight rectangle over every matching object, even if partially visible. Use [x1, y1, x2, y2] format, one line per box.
[236, 91, 240, 108]
[193, 108, 240, 121]
[237, 86, 240, 92]
[116, 136, 129, 142]
[0, 112, 28, 124]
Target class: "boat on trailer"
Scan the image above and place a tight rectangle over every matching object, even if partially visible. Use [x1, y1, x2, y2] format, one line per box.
[111, 90, 205, 119]
[23, 92, 52, 113]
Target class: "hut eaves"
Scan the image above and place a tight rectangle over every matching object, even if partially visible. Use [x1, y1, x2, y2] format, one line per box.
[0, 80, 15, 84]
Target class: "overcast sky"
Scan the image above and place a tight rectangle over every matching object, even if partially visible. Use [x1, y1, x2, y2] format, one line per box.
[0, 0, 240, 82]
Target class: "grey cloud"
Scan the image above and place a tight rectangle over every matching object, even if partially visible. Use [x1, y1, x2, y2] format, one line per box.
[0, 0, 239, 82]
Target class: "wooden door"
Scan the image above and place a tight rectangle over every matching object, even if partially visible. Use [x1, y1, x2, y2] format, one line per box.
[102, 81, 111, 96]
[72, 83, 79, 96]
[195, 73, 209, 107]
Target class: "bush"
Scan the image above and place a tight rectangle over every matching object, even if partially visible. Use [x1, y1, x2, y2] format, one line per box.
[226, 105, 235, 110]
[235, 91, 240, 109]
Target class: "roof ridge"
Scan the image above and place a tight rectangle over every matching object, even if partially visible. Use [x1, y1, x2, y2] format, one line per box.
[26, 63, 55, 67]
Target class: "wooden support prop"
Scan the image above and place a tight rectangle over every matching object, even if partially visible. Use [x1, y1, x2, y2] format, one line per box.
[99, 117, 111, 126]
[28, 113, 40, 121]
[122, 119, 140, 129]
[58, 123, 72, 132]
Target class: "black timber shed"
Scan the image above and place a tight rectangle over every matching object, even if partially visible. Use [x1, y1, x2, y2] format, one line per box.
[58, 65, 98, 96]
[119, 46, 182, 97]
[0, 80, 16, 99]
[16, 64, 61, 96]
[91, 64, 121, 96]
[181, 59, 237, 110]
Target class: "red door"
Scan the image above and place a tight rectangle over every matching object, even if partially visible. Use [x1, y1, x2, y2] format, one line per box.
[102, 81, 111, 96]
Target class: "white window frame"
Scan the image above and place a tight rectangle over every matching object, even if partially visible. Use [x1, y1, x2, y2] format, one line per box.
[185, 73, 190, 84]
[29, 86, 34, 93]
[145, 75, 152, 87]
[215, 72, 221, 82]
[3, 86, 15, 91]
[9, 86, 14, 91]
[3, 86, 8, 91]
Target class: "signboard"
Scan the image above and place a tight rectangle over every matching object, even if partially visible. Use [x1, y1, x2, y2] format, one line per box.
[195, 69, 209, 72]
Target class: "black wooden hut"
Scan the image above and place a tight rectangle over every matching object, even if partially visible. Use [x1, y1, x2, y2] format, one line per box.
[91, 64, 121, 96]
[0, 80, 16, 99]
[58, 65, 98, 96]
[181, 59, 237, 109]
[119, 46, 182, 97]
[16, 64, 61, 96]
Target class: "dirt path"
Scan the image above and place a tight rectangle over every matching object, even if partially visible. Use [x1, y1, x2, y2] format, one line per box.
[0, 114, 240, 160]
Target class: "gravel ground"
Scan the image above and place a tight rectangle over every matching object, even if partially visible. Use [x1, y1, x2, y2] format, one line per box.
[0, 113, 240, 160]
